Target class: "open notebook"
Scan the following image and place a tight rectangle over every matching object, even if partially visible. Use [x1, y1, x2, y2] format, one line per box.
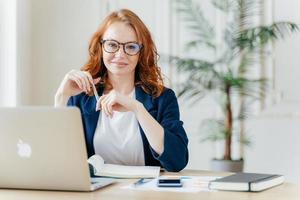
[88, 155, 160, 179]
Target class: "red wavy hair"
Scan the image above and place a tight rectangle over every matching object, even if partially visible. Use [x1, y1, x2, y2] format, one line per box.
[81, 9, 164, 97]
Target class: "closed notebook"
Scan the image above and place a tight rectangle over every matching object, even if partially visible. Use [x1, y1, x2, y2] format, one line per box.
[87, 155, 160, 179]
[209, 172, 284, 192]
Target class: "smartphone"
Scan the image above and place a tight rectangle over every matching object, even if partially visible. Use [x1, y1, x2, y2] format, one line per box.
[157, 179, 182, 187]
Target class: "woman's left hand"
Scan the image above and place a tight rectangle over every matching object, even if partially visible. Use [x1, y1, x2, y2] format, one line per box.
[96, 90, 140, 117]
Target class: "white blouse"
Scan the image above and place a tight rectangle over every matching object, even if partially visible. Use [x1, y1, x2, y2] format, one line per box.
[93, 89, 145, 166]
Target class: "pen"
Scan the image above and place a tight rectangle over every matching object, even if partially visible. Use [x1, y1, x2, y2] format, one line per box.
[134, 178, 145, 187]
[133, 178, 152, 187]
[91, 82, 100, 101]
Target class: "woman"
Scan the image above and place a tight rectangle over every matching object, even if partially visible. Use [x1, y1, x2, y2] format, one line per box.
[55, 9, 188, 172]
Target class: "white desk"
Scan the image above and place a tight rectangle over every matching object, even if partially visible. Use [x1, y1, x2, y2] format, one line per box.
[1, 170, 299, 200]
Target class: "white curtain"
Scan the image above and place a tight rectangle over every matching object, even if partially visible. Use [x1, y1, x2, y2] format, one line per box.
[0, 0, 17, 106]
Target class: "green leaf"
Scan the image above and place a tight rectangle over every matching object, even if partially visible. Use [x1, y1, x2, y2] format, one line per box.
[211, 0, 236, 12]
[174, 0, 216, 49]
[200, 119, 226, 142]
[234, 22, 299, 51]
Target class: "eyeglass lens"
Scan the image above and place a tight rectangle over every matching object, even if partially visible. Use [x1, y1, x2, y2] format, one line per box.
[102, 40, 141, 55]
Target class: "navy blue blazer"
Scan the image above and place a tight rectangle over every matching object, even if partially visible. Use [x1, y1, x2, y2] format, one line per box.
[67, 86, 189, 172]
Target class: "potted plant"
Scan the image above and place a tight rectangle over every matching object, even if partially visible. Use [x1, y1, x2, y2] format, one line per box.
[172, 0, 298, 172]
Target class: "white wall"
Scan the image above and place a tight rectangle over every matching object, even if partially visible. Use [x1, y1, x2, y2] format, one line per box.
[17, 0, 104, 105]
[243, 0, 300, 184]
[273, 0, 300, 101]
[245, 104, 300, 184]
[17, 0, 32, 105]
[31, 0, 106, 105]
[177, 1, 300, 186]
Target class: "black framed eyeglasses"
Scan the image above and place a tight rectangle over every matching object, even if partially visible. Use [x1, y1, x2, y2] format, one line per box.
[101, 39, 143, 56]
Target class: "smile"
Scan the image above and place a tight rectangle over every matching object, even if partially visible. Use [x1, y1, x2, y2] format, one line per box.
[111, 62, 128, 67]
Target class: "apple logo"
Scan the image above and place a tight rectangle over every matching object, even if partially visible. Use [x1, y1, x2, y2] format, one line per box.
[17, 139, 32, 158]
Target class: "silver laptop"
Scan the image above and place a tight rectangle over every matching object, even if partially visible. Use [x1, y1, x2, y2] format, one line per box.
[0, 107, 115, 191]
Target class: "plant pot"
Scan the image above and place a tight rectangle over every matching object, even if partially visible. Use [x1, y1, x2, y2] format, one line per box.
[211, 159, 244, 172]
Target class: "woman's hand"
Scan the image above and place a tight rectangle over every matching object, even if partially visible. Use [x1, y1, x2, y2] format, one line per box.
[54, 70, 100, 106]
[57, 70, 100, 97]
[96, 89, 141, 117]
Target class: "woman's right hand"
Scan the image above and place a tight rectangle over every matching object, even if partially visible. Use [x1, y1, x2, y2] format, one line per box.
[54, 70, 100, 106]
